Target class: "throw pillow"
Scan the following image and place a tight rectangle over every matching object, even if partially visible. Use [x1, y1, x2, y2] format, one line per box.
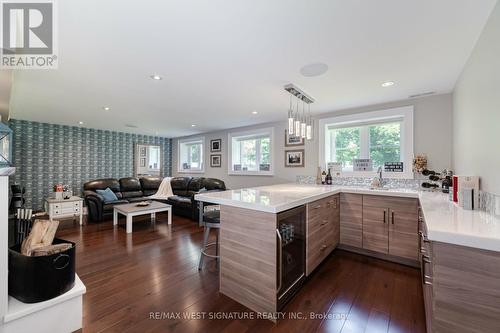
[96, 187, 118, 203]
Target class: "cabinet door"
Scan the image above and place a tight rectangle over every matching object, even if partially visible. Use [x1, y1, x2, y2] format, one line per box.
[306, 195, 338, 275]
[388, 198, 419, 260]
[340, 193, 362, 247]
[362, 205, 389, 254]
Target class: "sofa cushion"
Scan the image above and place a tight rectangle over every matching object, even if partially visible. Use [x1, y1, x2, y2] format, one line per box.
[103, 199, 129, 212]
[96, 188, 118, 203]
[202, 178, 226, 191]
[119, 177, 143, 198]
[170, 177, 191, 196]
[140, 176, 162, 190]
[84, 179, 122, 199]
[167, 195, 192, 206]
[186, 177, 204, 197]
[126, 197, 152, 203]
[140, 176, 162, 196]
[120, 177, 142, 191]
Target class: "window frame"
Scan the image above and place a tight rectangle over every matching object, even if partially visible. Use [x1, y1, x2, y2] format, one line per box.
[177, 136, 205, 173]
[228, 127, 274, 176]
[319, 106, 414, 179]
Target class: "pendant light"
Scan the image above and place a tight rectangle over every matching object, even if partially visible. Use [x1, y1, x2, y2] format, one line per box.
[294, 96, 301, 136]
[284, 83, 315, 141]
[300, 100, 306, 138]
[287, 94, 294, 135]
[306, 103, 312, 140]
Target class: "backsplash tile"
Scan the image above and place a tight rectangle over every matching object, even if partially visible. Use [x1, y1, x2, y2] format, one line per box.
[296, 175, 421, 189]
[9, 119, 172, 211]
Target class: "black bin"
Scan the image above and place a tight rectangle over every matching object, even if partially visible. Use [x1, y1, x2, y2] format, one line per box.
[8, 238, 76, 303]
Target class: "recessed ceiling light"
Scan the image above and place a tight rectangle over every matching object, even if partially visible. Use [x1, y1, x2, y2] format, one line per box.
[150, 74, 162, 80]
[191, 124, 196, 127]
[78, 121, 84, 125]
[381, 81, 395, 87]
[300, 62, 329, 77]
[252, 110, 258, 114]
[103, 106, 111, 111]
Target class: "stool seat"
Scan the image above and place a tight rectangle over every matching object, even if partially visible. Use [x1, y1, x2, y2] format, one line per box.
[203, 210, 220, 224]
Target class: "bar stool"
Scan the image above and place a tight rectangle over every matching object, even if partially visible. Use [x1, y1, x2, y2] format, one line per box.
[198, 202, 221, 270]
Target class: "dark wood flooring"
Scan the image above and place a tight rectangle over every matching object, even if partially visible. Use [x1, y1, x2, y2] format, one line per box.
[57, 212, 426, 333]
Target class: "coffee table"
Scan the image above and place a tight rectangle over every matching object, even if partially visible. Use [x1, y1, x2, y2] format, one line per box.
[113, 201, 172, 233]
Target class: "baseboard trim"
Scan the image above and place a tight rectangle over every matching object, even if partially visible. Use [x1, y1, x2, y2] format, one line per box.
[338, 244, 420, 268]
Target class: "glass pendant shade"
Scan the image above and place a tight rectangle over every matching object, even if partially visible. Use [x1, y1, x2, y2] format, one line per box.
[300, 122, 306, 138]
[306, 124, 312, 140]
[294, 119, 301, 136]
[288, 110, 294, 134]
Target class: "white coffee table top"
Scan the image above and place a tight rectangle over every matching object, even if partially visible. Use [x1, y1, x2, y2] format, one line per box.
[113, 201, 171, 214]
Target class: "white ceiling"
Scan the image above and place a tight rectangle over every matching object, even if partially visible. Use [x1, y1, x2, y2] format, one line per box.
[8, 0, 498, 137]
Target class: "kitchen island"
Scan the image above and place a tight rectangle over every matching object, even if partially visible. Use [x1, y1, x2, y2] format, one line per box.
[195, 183, 500, 330]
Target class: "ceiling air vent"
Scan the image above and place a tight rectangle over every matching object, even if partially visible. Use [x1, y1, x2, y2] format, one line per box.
[125, 124, 138, 128]
[408, 91, 436, 99]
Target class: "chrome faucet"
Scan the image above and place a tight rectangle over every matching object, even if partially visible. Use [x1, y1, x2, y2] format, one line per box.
[370, 166, 385, 188]
[378, 166, 383, 184]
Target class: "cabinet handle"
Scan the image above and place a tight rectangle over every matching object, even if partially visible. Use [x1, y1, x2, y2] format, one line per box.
[383, 210, 386, 223]
[314, 205, 322, 210]
[421, 254, 432, 285]
[320, 244, 328, 251]
[418, 231, 426, 253]
[276, 229, 283, 293]
[391, 211, 394, 225]
[320, 220, 329, 226]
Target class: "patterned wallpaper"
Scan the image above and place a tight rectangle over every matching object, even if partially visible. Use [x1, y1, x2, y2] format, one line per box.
[9, 119, 172, 211]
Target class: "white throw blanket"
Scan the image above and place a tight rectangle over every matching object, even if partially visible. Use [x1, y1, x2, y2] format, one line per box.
[148, 177, 173, 200]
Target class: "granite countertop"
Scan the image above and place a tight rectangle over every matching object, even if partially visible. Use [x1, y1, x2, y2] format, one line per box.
[195, 183, 500, 252]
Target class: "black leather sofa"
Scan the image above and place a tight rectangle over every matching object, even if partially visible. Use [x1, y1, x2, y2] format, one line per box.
[83, 176, 225, 222]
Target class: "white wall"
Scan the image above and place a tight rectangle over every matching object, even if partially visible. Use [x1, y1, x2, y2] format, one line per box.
[453, 2, 500, 195]
[173, 93, 452, 189]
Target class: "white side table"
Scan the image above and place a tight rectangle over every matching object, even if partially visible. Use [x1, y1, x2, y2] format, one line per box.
[45, 196, 83, 225]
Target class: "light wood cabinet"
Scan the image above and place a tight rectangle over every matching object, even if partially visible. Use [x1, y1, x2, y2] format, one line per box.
[362, 195, 418, 260]
[306, 194, 339, 275]
[362, 196, 389, 253]
[419, 208, 433, 333]
[339, 193, 363, 247]
[388, 197, 419, 260]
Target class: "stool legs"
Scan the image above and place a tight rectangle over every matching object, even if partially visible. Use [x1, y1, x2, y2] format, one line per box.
[198, 225, 211, 270]
[198, 225, 220, 270]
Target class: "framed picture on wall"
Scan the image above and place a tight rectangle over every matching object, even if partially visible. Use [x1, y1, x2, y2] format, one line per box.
[140, 147, 147, 157]
[285, 130, 304, 146]
[210, 154, 222, 167]
[140, 158, 146, 167]
[210, 139, 222, 152]
[284, 149, 305, 167]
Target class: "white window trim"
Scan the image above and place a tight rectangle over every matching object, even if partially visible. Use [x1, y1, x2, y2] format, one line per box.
[228, 127, 274, 176]
[177, 136, 205, 174]
[319, 106, 414, 179]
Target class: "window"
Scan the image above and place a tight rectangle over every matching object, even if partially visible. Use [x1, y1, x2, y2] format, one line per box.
[228, 128, 273, 175]
[178, 137, 204, 173]
[319, 106, 413, 178]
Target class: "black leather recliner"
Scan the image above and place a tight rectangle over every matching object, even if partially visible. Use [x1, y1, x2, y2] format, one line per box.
[83, 176, 226, 222]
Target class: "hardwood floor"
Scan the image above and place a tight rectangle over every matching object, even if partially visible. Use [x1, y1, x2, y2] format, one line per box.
[57, 213, 426, 333]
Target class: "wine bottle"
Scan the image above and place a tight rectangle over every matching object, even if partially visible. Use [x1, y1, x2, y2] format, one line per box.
[321, 170, 326, 185]
[326, 168, 332, 185]
[422, 169, 436, 176]
[316, 167, 322, 185]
